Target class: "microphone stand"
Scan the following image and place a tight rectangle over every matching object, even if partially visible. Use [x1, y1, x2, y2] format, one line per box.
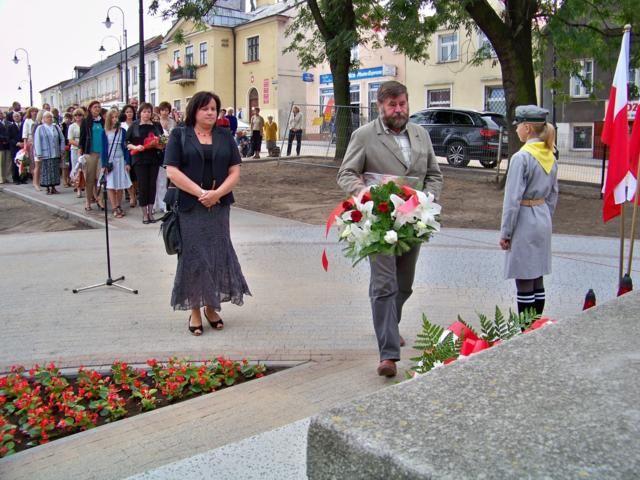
[73, 175, 138, 294]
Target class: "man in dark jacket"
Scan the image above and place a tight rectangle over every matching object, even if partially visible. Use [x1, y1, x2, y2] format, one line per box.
[226, 107, 238, 136]
[6, 112, 24, 183]
[0, 112, 10, 183]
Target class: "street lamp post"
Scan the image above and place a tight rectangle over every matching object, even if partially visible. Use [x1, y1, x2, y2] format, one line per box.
[104, 6, 129, 102]
[138, 0, 146, 102]
[100, 35, 125, 102]
[12, 48, 33, 106]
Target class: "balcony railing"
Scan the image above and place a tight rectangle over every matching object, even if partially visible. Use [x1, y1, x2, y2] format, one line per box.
[169, 67, 197, 85]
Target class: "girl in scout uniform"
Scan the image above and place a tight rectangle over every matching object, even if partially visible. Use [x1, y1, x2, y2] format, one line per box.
[500, 105, 559, 316]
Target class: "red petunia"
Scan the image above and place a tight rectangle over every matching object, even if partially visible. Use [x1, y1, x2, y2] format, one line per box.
[377, 202, 389, 213]
[350, 210, 363, 222]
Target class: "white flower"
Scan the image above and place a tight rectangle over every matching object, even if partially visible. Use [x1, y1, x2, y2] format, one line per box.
[389, 194, 415, 228]
[340, 224, 351, 239]
[384, 230, 398, 244]
[414, 191, 442, 232]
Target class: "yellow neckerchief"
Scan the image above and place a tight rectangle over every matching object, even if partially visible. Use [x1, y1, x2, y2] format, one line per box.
[520, 141, 555, 174]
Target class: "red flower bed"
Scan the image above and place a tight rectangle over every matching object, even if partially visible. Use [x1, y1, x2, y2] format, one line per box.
[0, 357, 268, 457]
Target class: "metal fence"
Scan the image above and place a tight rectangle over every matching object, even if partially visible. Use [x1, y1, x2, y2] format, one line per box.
[494, 133, 605, 187]
[264, 104, 604, 188]
[274, 103, 372, 158]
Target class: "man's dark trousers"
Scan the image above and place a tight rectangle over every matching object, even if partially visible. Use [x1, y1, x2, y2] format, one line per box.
[251, 131, 262, 156]
[369, 244, 421, 361]
[287, 130, 302, 156]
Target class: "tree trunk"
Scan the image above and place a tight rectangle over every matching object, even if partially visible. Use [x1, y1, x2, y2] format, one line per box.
[330, 53, 353, 161]
[499, 28, 538, 159]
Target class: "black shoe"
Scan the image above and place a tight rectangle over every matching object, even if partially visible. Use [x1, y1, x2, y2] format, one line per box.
[188, 315, 203, 336]
[204, 310, 224, 330]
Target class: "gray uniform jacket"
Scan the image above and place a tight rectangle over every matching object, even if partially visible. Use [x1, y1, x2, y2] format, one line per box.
[337, 118, 443, 199]
[500, 141, 559, 280]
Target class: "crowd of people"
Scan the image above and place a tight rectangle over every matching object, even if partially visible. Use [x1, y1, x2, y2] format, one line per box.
[2, 83, 558, 377]
[0, 99, 306, 220]
[0, 98, 284, 222]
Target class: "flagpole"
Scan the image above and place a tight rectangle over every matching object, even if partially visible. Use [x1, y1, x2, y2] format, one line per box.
[627, 160, 640, 275]
[620, 203, 626, 281]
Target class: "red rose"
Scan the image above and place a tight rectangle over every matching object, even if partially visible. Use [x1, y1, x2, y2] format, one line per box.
[350, 210, 363, 222]
[377, 202, 389, 213]
[342, 200, 354, 210]
[361, 192, 372, 203]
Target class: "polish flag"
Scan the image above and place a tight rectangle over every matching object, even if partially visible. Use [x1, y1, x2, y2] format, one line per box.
[601, 28, 636, 222]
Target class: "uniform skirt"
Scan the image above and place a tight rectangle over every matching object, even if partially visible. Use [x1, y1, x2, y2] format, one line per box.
[170, 204, 251, 310]
[504, 204, 552, 279]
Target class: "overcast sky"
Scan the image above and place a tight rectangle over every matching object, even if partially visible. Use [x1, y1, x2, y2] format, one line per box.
[0, 0, 176, 108]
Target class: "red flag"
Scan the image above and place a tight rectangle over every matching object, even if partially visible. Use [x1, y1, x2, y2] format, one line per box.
[601, 28, 635, 222]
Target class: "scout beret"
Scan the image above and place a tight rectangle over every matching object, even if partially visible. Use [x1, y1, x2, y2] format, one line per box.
[512, 105, 549, 125]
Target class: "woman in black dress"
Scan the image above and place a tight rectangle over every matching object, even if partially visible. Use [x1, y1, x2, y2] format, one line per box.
[126, 103, 163, 223]
[164, 91, 251, 335]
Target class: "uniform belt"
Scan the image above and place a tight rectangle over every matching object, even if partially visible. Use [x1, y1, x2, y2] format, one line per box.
[520, 198, 545, 206]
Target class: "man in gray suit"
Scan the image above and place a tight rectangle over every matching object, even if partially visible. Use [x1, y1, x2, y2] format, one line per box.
[337, 81, 443, 377]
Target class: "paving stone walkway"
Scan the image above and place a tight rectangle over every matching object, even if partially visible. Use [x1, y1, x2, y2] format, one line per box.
[0, 183, 637, 479]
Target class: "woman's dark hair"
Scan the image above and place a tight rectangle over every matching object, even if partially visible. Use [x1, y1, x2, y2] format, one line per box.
[138, 102, 154, 116]
[119, 104, 136, 123]
[158, 101, 172, 112]
[184, 91, 221, 127]
[87, 100, 100, 112]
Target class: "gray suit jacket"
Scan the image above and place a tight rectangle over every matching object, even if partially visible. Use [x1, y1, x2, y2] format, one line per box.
[337, 118, 443, 199]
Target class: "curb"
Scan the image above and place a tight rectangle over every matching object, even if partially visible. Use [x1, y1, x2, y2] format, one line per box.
[0, 186, 108, 230]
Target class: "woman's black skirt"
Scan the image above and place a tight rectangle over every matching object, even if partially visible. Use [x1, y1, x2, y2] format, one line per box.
[170, 203, 251, 310]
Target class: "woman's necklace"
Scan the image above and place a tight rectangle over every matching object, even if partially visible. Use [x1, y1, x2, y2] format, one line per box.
[195, 127, 211, 137]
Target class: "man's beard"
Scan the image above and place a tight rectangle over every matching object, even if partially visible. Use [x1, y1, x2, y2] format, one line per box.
[382, 111, 408, 130]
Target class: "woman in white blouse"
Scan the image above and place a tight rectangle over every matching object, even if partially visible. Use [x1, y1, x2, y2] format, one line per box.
[67, 109, 84, 198]
[286, 106, 304, 156]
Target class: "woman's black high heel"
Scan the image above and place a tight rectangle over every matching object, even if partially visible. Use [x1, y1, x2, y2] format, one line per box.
[204, 309, 224, 330]
[188, 315, 203, 336]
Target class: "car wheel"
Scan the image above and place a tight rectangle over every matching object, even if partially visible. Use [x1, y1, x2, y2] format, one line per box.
[446, 141, 469, 167]
[480, 159, 498, 169]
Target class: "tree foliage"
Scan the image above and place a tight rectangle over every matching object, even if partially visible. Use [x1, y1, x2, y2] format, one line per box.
[151, 0, 640, 161]
[284, 1, 386, 159]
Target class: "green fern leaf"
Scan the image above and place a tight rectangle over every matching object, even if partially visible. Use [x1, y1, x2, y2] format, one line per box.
[457, 315, 480, 339]
[478, 312, 497, 342]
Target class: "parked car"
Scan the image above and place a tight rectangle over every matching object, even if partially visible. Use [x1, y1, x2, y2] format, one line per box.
[409, 107, 509, 168]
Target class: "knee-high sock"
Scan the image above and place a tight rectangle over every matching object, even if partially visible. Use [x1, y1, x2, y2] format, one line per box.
[534, 288, 545, 315]
[517, 290, 536, 315]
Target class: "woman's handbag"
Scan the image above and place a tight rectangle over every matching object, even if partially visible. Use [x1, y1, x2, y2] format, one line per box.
[160, 184, 181, 255]
[159, 128, 186, 255]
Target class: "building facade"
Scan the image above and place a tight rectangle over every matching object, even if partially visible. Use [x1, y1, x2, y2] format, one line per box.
[157, 0, 306, 133]
[40, 80, 72, 110]
[56, 37, 162, 110]
[127, 36, 163, 105]
[405, 26, 507, 115]
[303, 42, 407, 127]
[541, 47, 640, 158]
